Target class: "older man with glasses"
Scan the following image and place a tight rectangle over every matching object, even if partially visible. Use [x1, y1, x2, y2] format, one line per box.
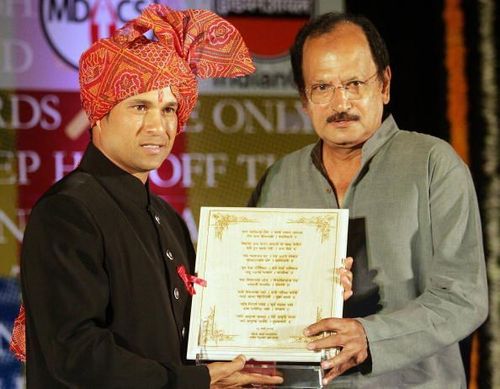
[249, 12, 488, 388]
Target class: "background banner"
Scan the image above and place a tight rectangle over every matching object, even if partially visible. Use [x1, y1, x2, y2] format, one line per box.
[1, 0, 498, 388]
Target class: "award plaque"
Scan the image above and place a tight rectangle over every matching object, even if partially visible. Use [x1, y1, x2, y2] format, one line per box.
[187, 207, 348, 370]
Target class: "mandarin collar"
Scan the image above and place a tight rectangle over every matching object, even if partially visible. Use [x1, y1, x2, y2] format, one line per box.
[360, 114, 399, 164]
[78, 143, 151, 208]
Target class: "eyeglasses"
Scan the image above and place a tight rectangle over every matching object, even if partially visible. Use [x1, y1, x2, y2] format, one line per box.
[306, 72, 379, 104]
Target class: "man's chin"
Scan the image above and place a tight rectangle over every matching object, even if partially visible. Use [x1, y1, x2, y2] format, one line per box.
[323, 136, 366, 150]
[138, 159, 167, 174]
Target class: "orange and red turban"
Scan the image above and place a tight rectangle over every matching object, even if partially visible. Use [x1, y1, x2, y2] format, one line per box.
[79, 4, 255, 131]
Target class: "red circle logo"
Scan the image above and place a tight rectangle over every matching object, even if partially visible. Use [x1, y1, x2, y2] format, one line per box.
[225, 16, 309, 59]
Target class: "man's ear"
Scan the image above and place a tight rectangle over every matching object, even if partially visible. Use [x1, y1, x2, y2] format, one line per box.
[301, 96, 308, 110]
[382, 66, 391, 105]
[301, 94, 312, 117]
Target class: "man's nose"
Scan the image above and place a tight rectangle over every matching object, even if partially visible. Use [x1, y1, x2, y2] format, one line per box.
[143, 109, 161, 130]
[331, 87, 351, 112]
[144, 109, 170, 133]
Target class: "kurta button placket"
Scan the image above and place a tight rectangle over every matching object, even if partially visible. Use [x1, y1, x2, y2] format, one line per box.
[173, 287, 180, 300]
[166, 249, 174, 261]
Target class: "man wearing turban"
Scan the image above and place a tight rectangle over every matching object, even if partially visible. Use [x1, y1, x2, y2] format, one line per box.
[12, 5, 283, 388]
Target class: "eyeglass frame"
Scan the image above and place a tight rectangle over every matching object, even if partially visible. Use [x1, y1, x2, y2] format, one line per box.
[304, 71, 381, 104]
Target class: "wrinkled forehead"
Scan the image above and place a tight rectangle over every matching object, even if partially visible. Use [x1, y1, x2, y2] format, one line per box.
[305, 24, 371, 60]
[303, 24, 376, 80]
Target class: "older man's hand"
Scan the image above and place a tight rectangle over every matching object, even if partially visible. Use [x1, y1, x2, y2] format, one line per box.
[305, 318, 368, 386]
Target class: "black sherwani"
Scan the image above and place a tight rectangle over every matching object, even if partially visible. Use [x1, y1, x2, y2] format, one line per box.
[21, 143, 210, 388]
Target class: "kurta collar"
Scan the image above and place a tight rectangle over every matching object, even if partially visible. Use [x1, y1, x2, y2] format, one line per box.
[78, 143, 151, 208]
[311, 114, 399, 173]
[360, 114, 399, 164]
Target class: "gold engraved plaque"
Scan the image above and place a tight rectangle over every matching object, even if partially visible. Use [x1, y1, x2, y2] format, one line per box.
[187, 207, 348, 363]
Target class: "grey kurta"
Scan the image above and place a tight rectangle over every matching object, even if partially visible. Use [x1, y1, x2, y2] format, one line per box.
[250, 116, 488, 388]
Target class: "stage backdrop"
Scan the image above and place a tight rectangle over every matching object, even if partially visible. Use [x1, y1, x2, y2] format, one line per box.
[1, 1, 498, 388]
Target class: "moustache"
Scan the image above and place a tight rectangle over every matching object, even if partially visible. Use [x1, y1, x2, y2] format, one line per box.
[326, 112, 360, 123]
